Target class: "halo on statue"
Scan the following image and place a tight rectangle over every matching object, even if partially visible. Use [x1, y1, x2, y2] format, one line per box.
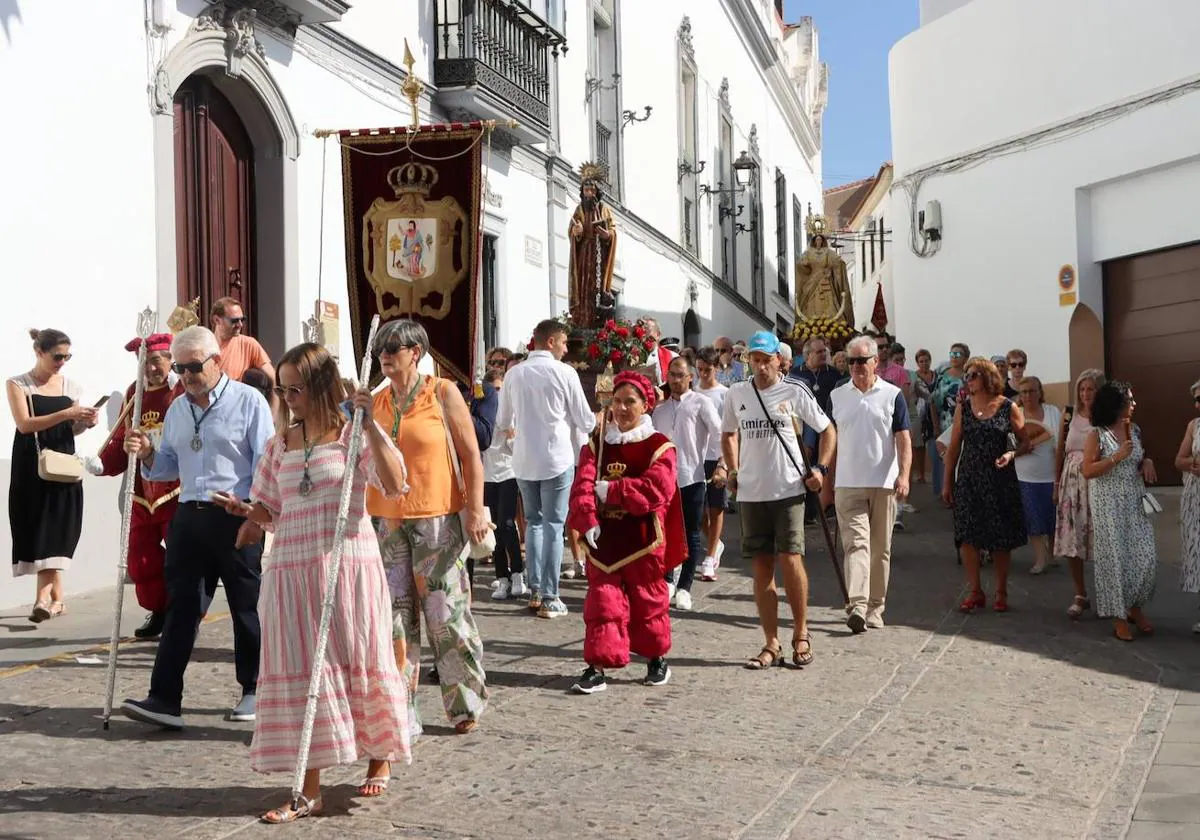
[806, 213, 832, 242]
[166, 298, 201, 335]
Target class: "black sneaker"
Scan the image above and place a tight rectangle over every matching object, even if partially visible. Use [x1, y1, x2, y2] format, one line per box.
[426, 666, 440, 685]
[644, 657, 671, 687]
[571, 666, 607, 694]
[134, 612, 165, 640]
[120, 696, 183, 730]
[847, 610, 867, 634]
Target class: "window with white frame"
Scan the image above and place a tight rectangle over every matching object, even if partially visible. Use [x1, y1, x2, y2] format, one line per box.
[589, 0, 618, 194]
[774, 169, 788, 298]
[678, 52, 699, 254]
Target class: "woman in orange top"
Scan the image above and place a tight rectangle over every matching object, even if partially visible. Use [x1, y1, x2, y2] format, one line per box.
[367, 319, 490, 733]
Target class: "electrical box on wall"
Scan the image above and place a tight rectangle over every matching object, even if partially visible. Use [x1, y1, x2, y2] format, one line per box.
[922, 200, 943, 241]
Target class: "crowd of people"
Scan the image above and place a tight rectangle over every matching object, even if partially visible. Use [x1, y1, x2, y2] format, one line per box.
[7, 307, 1199, 822]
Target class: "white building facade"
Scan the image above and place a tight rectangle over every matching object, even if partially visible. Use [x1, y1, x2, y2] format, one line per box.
[890, 0, 1200, 482]
[0, 0, 826, 607]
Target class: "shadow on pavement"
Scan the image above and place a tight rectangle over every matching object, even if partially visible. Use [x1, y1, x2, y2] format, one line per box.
[0, 703, 253, 744]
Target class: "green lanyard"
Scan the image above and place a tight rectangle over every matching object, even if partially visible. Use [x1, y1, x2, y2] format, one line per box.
[390, 375, 424, 442]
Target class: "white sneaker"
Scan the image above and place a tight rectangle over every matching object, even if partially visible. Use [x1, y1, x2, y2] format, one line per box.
[674, 589, 693, 611]
[562, 564, 577, 580]
[576, 560, 587, 579]
[715, 540, 725, 567]
[667, 582, 677, 601]
[510, 572, 529, 598]
[492, 579, 512, 600]
[700, 557, 717, 581]
[865, 612, 885, 629]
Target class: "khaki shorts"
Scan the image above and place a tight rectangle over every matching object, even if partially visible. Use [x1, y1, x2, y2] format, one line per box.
[740, 495, 806, 556]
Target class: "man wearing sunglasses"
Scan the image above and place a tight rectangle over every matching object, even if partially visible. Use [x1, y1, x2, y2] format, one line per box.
[1004, 349, 1028, 399]
[118, 325, 274, 731]
[830, 335, 912, 633]
[711, 336, 747, 387]
[210, 297, 274, 383]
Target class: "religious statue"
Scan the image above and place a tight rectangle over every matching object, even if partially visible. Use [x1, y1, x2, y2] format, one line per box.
[795, 214, 851, 323]
[568, 161, 618, 329]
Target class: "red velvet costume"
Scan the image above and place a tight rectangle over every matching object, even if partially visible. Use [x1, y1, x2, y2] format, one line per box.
[98, 339, 183, 614]
[568, 418, 687, 669]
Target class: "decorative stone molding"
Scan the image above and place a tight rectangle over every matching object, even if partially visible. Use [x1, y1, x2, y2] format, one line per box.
[718, 77, 730, 110]
[748, 123, 759, 157]
[154, 11, 301, 160]
[196, 3, 267, 78]
[678, 15, 694, 63]
[484, 177, 503, 209]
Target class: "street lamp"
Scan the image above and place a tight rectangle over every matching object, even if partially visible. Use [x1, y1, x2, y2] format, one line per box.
[732, 150, 757, 187]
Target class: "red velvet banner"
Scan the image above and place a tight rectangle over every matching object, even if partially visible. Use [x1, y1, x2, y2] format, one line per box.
[340, 128, 483, 384]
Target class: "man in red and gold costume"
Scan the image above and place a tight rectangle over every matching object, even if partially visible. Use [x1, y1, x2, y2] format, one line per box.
[95, 333, 184, 640]
[567, 371, 686, 694]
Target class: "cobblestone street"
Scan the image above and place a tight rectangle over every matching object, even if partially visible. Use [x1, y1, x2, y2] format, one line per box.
[1, 484, 1198, 839]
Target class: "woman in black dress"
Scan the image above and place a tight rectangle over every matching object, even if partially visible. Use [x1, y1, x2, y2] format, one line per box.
[942, 356, 1028, 613]
[6, 328, 97, 622]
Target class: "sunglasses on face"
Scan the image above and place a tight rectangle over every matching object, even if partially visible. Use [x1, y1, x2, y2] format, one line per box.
[273, 385, 305, 398]
[171, 355, 214, 375]
[51, 353, 72, 363]
[486, 358, 507, 367]
[379, 341, 415, 356]
[950, 351, 965, 358]
[1009, 360, 1026, 369]
[225, 316, 246, 325]
[965, 371, 981, 381]
[848, 356, 873, 366]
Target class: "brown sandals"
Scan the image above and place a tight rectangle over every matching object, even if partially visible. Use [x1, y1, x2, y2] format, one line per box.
[746, 643, 783, 670]
[792, 635, 814, 668]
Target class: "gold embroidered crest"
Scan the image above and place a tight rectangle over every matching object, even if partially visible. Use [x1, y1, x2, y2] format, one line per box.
[362, 162, 470, 320]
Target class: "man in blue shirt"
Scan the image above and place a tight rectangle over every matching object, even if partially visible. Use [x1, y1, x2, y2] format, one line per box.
[120, 326, 273, 730]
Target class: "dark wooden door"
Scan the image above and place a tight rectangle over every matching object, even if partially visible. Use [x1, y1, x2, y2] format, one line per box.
[174, 76, 256, 331]
[1103, 242, 1200, 485]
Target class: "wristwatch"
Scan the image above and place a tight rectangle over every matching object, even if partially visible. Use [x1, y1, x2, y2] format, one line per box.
[812, 464, 829, 476]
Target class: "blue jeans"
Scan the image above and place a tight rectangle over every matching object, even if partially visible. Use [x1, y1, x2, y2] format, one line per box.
[517, 468, 574, 600]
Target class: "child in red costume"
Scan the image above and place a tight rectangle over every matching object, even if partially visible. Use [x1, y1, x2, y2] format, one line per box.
[94, 333, 183, 640]
[567, 371, 686, 694]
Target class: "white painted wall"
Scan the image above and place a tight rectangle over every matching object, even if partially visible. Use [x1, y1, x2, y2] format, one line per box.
[0, 0, 825, 607]
[919, 0, 974, 27]
[889, 0, 1200, 376]
[847, 191, 893, 334]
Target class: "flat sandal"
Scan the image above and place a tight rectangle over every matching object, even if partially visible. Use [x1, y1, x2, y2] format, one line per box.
[792, 635, 814, 668]
[261, 794, 323, 824]
[745, 643, 782, 670]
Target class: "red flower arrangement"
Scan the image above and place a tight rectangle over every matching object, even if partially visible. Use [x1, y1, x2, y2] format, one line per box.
[587, 318, 654, 368]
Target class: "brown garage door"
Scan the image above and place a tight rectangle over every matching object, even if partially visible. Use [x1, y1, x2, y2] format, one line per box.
[1104, 242, 1200, 486]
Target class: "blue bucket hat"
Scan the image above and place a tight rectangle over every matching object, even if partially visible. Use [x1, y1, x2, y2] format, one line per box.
[746, 330, 781, 356]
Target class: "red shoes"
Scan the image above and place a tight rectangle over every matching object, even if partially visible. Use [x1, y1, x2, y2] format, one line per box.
[993, 591, 1009, 613]
[959, 590, 986, 613]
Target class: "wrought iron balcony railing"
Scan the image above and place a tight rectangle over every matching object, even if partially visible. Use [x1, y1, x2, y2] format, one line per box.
[433, 0, 566, 137]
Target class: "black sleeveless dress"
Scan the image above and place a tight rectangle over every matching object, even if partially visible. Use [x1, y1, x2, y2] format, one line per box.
[9, 376, 84, 574]
[952, 400, 1026, 552]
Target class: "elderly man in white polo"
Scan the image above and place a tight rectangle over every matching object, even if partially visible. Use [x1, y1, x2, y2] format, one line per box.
[830, 334, 912, 633]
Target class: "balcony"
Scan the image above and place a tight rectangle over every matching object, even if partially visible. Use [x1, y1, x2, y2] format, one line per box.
[432, 0, 566, 144]
[594, 121, 612, 179]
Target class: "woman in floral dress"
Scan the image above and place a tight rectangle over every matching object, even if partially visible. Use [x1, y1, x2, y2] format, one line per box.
[1173, 378, 1200, 633]
[1081, 381, 1159, 642]
[216, 343, 412, 823]
[942, 357, 1027, 612]
[1053, 369, 1104, 619]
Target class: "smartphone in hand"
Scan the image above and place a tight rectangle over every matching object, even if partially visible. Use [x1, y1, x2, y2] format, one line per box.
[93, 395, 111, 409]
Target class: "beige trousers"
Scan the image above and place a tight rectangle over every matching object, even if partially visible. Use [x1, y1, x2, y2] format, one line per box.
[834, 487, 897, 617]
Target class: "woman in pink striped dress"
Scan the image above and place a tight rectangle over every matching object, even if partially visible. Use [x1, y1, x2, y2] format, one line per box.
[215, 343, 412, 823]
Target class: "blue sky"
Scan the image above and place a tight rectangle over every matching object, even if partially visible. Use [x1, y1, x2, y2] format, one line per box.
[784, 1, 919, 187]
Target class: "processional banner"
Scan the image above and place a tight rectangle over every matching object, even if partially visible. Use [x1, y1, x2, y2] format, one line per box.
[339, 126, 484, 384]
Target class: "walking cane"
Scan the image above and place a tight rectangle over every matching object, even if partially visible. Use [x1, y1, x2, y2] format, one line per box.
[788, 414, 849, 605]
[102, 307, 156, 730]
[290, 314, 381, 809]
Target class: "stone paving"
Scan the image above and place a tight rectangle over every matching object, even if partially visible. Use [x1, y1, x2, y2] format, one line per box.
[0, 483, 1197, 840]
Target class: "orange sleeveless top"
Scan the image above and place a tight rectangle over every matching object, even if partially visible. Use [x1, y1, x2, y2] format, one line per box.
[366, 377, 464, 520]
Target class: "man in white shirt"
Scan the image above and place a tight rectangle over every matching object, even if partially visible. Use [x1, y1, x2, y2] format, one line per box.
[496, 318, 596, 618]
[642, 317, 677, 387]
[830, 335, 912, 633]
[714, 331, 835, 670]
[653, 357, 721, 611]
[695, 347, 729, 579]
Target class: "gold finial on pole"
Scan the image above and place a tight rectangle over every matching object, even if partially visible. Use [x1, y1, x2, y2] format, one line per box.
[401, 39, 425, 131]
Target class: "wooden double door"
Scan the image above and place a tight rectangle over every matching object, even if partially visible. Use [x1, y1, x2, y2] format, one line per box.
[173, 76, 256, 331]
[1103, 242, 1200, 485]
